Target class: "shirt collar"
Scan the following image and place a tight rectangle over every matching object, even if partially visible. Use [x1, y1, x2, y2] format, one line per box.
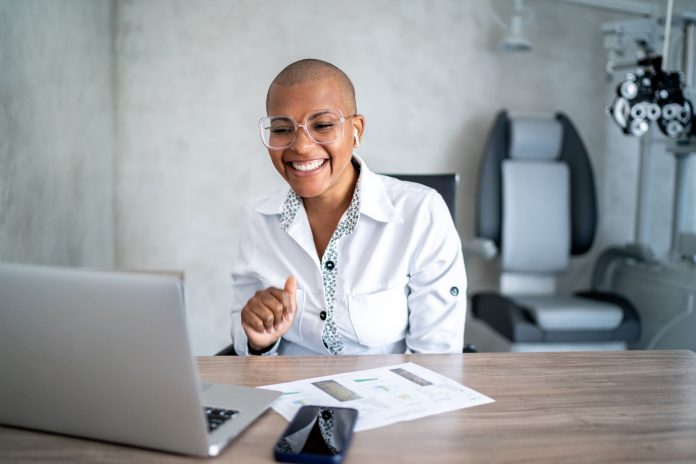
[253, 154, 401, 225]
[353, 155, 401, 223]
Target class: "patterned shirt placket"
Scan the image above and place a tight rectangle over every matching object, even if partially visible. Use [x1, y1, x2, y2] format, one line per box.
[319, 184, 360, 355]
[278, 185, 361, 356]
[279, 192, 301, 232]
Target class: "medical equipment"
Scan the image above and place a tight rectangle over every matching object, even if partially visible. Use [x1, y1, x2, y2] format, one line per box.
[595, 0, 696, 351]
[609, 56, 693, 138]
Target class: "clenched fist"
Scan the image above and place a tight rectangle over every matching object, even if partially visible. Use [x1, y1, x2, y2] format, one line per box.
[241, 276, 297, 352]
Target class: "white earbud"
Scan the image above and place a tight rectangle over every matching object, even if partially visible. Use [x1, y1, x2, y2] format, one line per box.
[353, 129, 360, 147]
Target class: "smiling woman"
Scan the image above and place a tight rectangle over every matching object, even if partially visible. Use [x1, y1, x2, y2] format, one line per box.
[264, 72, 363, 207]
[229, 59, 467, 357]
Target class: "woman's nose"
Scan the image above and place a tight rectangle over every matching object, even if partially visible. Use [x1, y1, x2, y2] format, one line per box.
[291, 125, 314, 151]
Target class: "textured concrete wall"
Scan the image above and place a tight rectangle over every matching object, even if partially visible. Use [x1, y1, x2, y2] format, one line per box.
[0, 0, 114, 268]
[115, 0, 660, 355]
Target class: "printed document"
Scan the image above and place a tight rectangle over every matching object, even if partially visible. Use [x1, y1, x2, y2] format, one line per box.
[260, 362, 494, 431]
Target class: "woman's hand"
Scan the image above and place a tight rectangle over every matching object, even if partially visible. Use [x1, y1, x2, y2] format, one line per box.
[241, 276, 297, 352]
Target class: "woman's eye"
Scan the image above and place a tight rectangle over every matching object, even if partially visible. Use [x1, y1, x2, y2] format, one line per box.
[271, 126, 294, 135]
[312, 122, 336, 132]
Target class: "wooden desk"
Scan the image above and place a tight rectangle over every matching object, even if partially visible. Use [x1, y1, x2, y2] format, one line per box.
[1, 351, 695, 463]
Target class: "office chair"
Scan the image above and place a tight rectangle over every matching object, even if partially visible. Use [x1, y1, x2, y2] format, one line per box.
[216, 345, 237, 356]
[465, 110, 640, 352]
[383, 174, 459, 222]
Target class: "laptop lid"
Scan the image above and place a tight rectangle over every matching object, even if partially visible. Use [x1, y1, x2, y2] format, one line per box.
[0, 263, 268, 456]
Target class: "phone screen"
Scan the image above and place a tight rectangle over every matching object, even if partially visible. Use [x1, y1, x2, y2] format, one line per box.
[274, 405, 358, 463]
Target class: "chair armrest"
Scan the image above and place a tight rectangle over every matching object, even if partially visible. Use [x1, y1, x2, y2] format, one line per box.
[462, 343, 478, 353]
[215, 344, 238, 356]
[462, 238, 498, 260]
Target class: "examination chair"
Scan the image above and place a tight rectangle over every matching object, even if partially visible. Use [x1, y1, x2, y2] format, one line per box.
[465, 110, 640, 352]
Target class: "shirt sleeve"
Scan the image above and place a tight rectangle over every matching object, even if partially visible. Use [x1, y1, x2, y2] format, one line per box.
[406, 191, 467, 353]
[229, 207, 281, 356]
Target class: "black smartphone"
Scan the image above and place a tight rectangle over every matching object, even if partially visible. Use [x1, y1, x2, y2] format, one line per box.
[273, 405, 359, 464]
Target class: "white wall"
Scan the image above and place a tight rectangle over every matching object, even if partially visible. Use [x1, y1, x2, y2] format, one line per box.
[115, 0, 646, 355]
[0, 0, 114, 268]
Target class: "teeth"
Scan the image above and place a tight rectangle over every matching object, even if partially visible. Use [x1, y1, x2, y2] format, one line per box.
[292, 159, 325, 172]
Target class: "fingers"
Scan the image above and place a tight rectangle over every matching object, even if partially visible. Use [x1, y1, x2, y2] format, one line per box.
[241, 277, 298, 351]
[240, 308, 269, 336]
[243, 288, 285, 332]
[284, 275, 297, 316]
[241, 318, 277, 353]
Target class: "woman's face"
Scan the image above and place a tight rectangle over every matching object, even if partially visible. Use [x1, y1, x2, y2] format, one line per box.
[265, 78, 364, 202]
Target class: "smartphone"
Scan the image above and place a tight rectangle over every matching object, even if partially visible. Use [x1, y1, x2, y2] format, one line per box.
[273, 405, 359, 464]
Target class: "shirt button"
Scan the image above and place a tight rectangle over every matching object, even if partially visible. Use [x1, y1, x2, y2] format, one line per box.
[324, 260, 335, 271]
[319, 311, 327, 320]
[450, 286, 459, 296]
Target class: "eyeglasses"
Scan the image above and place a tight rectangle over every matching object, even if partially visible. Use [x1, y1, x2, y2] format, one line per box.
[258, 109, 357, 149]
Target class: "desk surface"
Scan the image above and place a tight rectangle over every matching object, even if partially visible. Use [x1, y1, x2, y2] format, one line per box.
[1, 350, 695, 463]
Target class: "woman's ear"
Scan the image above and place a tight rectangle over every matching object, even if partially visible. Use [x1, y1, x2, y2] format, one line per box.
[352, 115, 365, 148]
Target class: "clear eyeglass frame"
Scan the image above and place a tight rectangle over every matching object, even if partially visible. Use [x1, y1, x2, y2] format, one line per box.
[258, 108, 357, 149]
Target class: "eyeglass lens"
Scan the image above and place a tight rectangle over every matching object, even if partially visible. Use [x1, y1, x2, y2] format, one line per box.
[261, 110, 344, 149]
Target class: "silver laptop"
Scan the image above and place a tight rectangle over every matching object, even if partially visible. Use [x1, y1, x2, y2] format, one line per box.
[0, 263, 280, 457]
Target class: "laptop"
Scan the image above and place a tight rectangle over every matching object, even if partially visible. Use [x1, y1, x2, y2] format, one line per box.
[0, 263, 281, 457]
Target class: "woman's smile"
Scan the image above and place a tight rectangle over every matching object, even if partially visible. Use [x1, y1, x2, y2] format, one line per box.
[286, 158, 328, 176]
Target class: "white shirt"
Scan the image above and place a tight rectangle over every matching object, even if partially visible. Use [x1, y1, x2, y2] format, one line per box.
[230, 155, 466, 355]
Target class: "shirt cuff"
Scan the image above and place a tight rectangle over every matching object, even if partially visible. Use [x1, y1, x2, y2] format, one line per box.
[246, 338, 281, 356]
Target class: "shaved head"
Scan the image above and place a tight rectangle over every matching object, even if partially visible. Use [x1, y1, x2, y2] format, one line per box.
[266, 59, 357, 114]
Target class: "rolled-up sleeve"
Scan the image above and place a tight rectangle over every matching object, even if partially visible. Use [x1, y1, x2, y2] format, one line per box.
[406, 192, 467, 353]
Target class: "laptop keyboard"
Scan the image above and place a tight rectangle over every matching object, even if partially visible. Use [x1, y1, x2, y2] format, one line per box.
[204, 407, 239, 432]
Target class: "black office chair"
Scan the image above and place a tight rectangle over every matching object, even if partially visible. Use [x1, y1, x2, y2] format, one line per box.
[465, 110, 640, 352]
[216, 345, 237, 356]
[382, 174, 459, 222]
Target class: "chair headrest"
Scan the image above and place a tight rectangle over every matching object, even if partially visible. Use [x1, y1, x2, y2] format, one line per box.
[476, 110, 597, 256]
[509, 115, 563, 160]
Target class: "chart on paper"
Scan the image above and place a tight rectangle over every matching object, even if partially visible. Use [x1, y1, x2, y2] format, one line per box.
[260, 362, 494, 431]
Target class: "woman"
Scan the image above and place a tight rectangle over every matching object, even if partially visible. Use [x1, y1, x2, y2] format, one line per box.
[230, 59, 466, 355]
